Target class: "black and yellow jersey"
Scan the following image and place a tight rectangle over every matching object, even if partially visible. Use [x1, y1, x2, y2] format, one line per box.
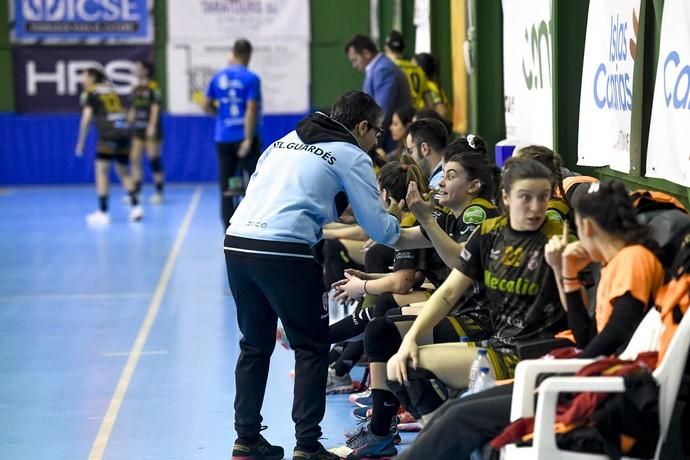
[458, 215, 565, 349]
[419, 197, 499, 287]
[80, 84, 129, 140]
[427, 80, 449, 108]
[393, 58, 430, 110]
[130, 80, 162, 131]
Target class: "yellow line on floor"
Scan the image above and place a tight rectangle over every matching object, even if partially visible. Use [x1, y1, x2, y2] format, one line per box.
[87, 186, 203, 460]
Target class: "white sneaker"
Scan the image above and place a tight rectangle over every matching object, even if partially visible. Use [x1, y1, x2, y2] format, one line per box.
[149, 193, 163, 205]
[86, 210, 111, 226]
[129, 205, 144, 222]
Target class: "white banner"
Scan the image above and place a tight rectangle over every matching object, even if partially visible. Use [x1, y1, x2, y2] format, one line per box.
[167, 40, 309, 115]
[646, 0, 690, 186]
[502, 0, 553, 148]
[167, 0, 309, 42]
[578, 0, 639, 172]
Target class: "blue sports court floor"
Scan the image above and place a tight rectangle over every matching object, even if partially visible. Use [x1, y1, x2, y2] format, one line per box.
[0, 185, 415, 460]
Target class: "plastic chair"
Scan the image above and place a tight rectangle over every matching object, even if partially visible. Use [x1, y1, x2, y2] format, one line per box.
[502, 307, 690, 459]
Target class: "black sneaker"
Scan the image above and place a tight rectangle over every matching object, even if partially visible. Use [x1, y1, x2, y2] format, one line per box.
[293, 442, 342, 459]
[231, 434, 284, 460]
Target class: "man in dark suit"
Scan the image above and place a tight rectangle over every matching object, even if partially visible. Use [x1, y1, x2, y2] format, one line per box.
[345, 34, 411, 152]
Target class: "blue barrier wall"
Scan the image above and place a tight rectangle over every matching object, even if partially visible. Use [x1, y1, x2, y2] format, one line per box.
[0, 113, 307, 185]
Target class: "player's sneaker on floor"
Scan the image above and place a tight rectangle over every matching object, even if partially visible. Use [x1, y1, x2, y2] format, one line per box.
[276, 324, 291, 350]
[231, 435, 284, 460]
[86, 210, 111, 226]
[129, 205, 144, 222]
[349, 388, 371, 405]
[352, 393, 373, 408]
[149, 193, 164, 205]
[346, 420, 401, 446]
[293, 442, 341, 459]
[326, 366, 355, 394]
[396, 410, 423, 432]
[344, 426, 397, 459]
[352, 406, 372, 420]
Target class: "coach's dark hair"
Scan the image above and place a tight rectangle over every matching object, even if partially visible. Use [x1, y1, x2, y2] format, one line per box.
[344, 34, 378, 55]
[233, 38, 253, 58]
[330, 91, 384, 131]
[378, 155, 428, 203]
[406, 118, 448, 153]
[85, 67, 106, 84]
[445, 149, 499, 202]
[573, 181, 660, 255]
[515, 145, 566, 202]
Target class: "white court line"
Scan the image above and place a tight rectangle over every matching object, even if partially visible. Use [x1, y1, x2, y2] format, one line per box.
[102, 350, 169, 357]
[0, 292, 150, 302]
[87, 186, 202, 460]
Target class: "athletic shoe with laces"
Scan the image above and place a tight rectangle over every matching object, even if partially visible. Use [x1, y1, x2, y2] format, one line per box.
[129, 205, 144, 222]
[292, 442, 341, 460]
[344, 426, 397, 459]
[345, 419, 401, 446]
[352, 406, 371, 420]
[349, 388, 371, 405]
[149, 193, 164, 205]
[231, 434, 284, 460]
[326, 366, 355, 394]
[352, 393, 373, 408]
[86, 210, 111, 226]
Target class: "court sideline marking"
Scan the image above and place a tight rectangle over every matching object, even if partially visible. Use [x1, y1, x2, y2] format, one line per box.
[87, 186, 203, 460]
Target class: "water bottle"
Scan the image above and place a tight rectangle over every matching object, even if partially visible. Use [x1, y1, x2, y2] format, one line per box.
[459, 336, 470, 345]
[473, 367, 496, 393]
[467, 348, 491, 391]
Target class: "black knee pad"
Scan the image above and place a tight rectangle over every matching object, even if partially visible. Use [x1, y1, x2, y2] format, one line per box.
[364, 317, 402, 362]
[372, 292, 399, 318]
[386, 367, 456, 418]
[150, 156, 163, 172]
[386, 307, 403, 318]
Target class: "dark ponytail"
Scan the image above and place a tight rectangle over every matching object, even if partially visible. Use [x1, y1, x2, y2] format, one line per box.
[85, 67, 106, 84]
[572, 181, 661, 256]
[378, 154, 429, 203]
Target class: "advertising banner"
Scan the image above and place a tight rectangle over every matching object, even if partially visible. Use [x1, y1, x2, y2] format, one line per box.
[502, 0, 553, 148]
[578, 0, 640, 172]
[167, 0, 309, 42]
[13, 45, 153, 112]
[646, 0, 690, 186]
[10, 0, 153, 43]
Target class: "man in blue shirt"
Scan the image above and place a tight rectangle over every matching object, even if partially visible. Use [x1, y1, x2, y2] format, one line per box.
[224, 91, 401, 460]
[344, 34, 411, 152]
[204, 38, 262, 228]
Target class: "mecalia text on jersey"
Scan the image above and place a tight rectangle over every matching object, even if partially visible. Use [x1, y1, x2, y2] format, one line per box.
[272, 141, 337, 165]
[483, 270, 540, 296]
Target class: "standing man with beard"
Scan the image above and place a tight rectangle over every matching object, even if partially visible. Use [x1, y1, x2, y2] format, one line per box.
[224, 91, 401, 460]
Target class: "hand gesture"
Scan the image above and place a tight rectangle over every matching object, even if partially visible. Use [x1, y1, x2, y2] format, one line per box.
[387, 337, 419, 383]
[562, 241, 592, 279]
[545, 220, 569, 272]
[406, 181, 434, 223]
[332, 271, 365, 301]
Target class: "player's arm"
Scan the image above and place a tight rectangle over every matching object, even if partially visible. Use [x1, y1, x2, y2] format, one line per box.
[75, 106, 93, 157]
[147, 102, 160, 138]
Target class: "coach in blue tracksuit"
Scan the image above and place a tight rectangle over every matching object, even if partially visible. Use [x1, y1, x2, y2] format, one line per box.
[224, 91, 401, 460]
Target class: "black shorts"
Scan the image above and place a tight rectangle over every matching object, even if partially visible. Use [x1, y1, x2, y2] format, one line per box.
[96, 137, 130, 163]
